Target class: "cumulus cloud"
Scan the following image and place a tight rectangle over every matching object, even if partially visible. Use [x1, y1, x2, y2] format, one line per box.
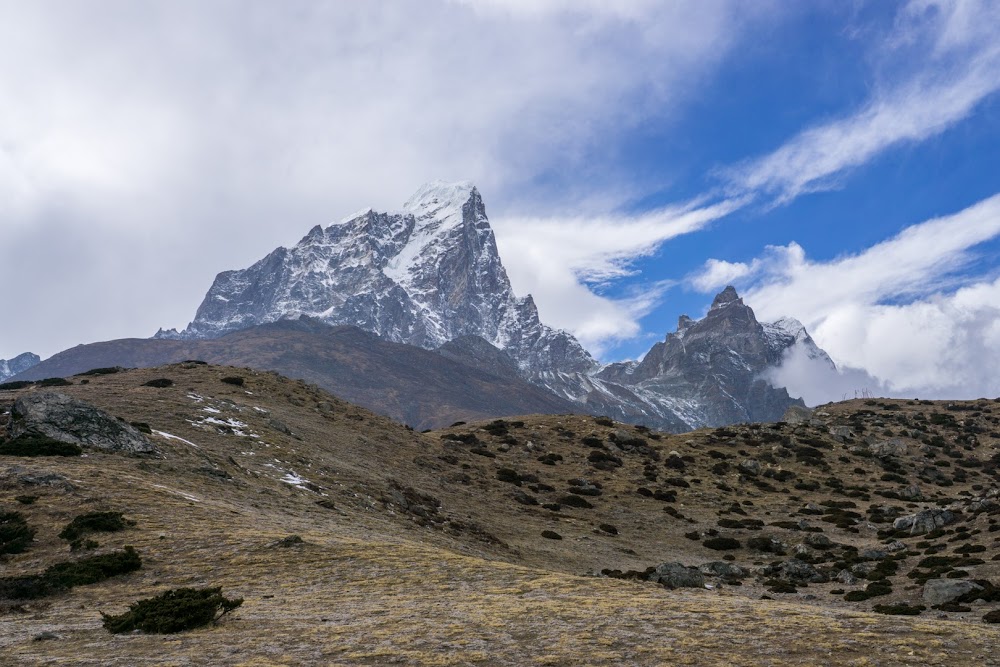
[723, 0, 1000, 202]
[0, 0, 770, 359]
[691, 193, 1000, 400]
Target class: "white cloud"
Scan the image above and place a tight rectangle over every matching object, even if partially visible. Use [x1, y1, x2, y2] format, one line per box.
[692, 193, 1000, 399]
[0, 1, 772, 359]
[723, 0, 1000, 202]
[494, 198, 742, 354]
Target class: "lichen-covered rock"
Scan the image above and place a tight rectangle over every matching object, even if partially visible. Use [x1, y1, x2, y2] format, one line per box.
[892, 508, 956, 535]
[870, 438, 908, 458]
[698, 561, 746, 579]
[649, 562, 705, 589]
[923, 579, 983, 606]
[9, 392, 158, 456]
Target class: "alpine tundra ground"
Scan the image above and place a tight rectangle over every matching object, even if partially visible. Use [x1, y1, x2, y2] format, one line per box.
[2, 363, 999, 665]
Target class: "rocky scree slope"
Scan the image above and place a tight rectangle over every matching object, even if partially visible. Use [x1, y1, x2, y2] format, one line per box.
[1, 366, 999, 665]
[154, 182, 828, 431]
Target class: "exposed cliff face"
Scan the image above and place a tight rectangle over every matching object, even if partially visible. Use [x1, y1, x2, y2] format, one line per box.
[0, 352, 41, 382]
[156, 181, 597, 380]
[154, 183, 827, 431]
[593, 287, 809, 428]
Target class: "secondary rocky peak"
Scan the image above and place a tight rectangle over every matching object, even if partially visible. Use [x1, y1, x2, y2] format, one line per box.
[710, 285, 742, 309]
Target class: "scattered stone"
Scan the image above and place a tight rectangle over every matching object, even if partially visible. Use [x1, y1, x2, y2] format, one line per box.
[738, 459, 761, 476]
[649, 562, 705, 589]
[893, 509, 957, 535]
[870, 438, 908, 458]
[836, 570, 859, 586]
[923, 579, 984, 606]
[698, 561, 745, 579]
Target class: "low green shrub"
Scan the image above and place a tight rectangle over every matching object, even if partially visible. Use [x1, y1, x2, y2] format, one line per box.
[37, 378, 72, 387]
[143, 378, 174, 388]
[0, 511, 35, 555]
[703, 537, 741, 551]
[0, 547, 141, 600]
[75, 367, 125, 376]
[0, 435, 82, 457]
[59, 511, 135, 550]
[102, 586, 242, 634]
[873, 603, 924, 615]
[0, 380, 34, 390]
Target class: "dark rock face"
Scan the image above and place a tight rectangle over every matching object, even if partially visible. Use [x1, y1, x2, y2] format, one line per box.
[0, 353, 41, 382]
[592, 289, 812, 427]
[9, 392, 158, 456]
[156, 181, 597, 382]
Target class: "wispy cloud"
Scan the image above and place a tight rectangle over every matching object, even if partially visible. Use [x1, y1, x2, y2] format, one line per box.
[494, 197, 743, 354]
[723, 0, 1000, 203]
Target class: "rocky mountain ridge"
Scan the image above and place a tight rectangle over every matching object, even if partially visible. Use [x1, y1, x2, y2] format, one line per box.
[0, 352, 40, 382]
[150, 182, 828, 430]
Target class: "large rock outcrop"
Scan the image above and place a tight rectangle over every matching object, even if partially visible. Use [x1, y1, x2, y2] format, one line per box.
[9, 392, 158, 456]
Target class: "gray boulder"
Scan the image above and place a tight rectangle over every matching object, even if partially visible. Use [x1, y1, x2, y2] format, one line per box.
[770, 558, 826, 583]
[9, 392, 158, 456]
[649, 562, 705, 589]
[893, 508, 956, 535]
[698, 561, 746, 579]
[922, 579, 983, 606]
[870, 438, 908, 458]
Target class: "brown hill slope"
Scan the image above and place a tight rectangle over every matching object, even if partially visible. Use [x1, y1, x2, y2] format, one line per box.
[1, 365, 999, 665]
[12, 318, 578, 429]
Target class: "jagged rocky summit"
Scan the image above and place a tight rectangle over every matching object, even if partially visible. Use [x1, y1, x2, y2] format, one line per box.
[0, 352, 41, 382]
[157, 182, 830, 431]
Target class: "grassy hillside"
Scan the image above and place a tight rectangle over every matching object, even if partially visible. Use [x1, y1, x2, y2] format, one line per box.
[1, 364, 999, 665]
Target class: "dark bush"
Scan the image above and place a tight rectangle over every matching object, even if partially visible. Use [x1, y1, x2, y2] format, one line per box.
[15, 495, 38, 505]
[594, 417, 615, 427]
[703, 537, 741, 551]
[496, 468, 522, 486]
[558, 495, 593, 509]
[182, 360, 208, 365]
[220, 376, 245, 387]
[765, 579, 797, 594]
[0, 547, 141, 600]
[102, 586, 242, 634]
[0, 380, 34, 391]
[0, 511, 35, 555]
[0, 435, 83, 457]
[37, 378, 73, 387]
[143, 378, 174, 388]
[130, 422, 153, 434]
[873, 603, 925, 616]
[75, 367, 125, 376]
[483, 420, 509, 436]
[844, 580, 892, 602]
[598, 523, 618, 535]
[540, 530, 563, 540]
[59, 511, 135, 549]
[581, 436, 604, 448]
[984, 609, 1000, 624]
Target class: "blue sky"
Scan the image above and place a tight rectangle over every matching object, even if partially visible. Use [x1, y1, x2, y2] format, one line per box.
[1, 0, 999, 401]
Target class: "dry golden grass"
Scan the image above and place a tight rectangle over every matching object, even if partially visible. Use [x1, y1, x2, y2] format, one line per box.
[1, 365, 999, 665]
